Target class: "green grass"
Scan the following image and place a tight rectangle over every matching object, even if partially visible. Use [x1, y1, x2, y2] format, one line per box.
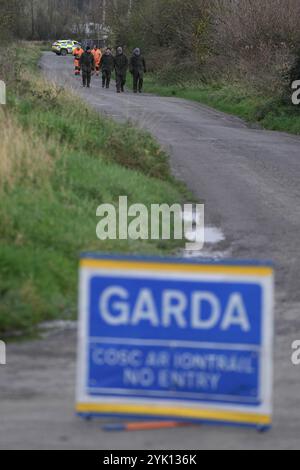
[142, 76, 300, 135]
[0, 44, 190, 335]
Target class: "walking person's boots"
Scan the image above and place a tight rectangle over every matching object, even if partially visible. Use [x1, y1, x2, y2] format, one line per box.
[87, 73, 91, 88]
[139, 78, 144, 93]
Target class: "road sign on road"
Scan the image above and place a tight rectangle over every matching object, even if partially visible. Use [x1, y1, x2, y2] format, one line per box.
[76, 254, 274, 428]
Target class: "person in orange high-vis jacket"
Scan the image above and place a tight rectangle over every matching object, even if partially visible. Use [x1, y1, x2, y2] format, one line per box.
[73, 46, 84, 76]
[91, 45, 102, 76]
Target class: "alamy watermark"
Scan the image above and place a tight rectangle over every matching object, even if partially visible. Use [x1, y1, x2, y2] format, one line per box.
[0, 80, 6, 105]
[292, 80, 300, 105]
[291, 340, 300, 366]
[0, 341, 6, 365]
[96, 197, 205, 251]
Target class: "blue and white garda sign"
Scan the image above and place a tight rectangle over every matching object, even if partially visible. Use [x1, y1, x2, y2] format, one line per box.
[76, 254, 274, 428]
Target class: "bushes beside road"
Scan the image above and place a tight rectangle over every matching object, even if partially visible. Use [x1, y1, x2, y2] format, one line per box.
[113, 0, 300, 134]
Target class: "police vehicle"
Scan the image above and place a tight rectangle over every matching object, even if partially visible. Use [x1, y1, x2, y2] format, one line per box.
[52, 40, 82, 56]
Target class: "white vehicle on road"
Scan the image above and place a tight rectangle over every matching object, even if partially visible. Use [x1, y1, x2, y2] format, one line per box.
[52, 40, 82, 56]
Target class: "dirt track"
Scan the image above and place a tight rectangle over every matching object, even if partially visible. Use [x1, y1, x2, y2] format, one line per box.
[0, 53, 300, 449]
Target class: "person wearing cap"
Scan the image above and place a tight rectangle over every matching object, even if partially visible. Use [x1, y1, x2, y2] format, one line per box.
[100, 48, 115, 89]
[114, 46, 128, 93]
[129, 48, 147, 93]
[79, 47, 95, 88]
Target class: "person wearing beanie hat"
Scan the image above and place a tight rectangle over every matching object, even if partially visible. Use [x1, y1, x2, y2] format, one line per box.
[114, 46, 128, 93]
[100, 48, 115, 89]
[79, 47, 95, 88]
[129, 47, 147, 93]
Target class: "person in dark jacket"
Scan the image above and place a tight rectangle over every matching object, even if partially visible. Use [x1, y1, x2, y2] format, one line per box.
[100, 48, 115, 89]
[79, 47, 95, 88]
[114, 46, 128, 93]
[129, 48, 146, 93]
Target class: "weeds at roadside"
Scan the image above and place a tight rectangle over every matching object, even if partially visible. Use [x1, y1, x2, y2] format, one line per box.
[0, 43, 189, 334]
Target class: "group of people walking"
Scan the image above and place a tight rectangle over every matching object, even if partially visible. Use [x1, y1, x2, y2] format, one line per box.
[73, 45, 146, 94]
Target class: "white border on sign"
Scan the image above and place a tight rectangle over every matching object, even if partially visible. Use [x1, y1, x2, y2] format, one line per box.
[76, 264, 273, 420]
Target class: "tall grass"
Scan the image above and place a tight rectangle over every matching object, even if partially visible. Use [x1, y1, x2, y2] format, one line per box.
[14, 71, 171, 180]
[0, 109, 53, 191]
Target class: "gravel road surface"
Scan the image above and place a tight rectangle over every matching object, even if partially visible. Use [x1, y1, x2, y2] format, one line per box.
[0, 53, 299, 449]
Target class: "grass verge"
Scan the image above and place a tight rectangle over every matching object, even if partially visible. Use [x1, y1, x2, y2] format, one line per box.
[0, 43, 190, 335]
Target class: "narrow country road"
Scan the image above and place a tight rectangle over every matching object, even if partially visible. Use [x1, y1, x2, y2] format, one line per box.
[1, 52, 300, 449]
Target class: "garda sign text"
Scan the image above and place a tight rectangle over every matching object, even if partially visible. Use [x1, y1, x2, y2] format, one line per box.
[76, 255, 274, 428]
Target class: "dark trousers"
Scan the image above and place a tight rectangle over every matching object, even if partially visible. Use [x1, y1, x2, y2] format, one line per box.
[133, 72, 143, 93]
[116, 73, 126, 92]
[102, 70, 111, 88]
[82, 70, 91, 87]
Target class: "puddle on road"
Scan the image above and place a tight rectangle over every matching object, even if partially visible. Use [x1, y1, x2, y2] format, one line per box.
[182, 222, 229, 260]
[39, 320, 77, 338]
[185, 226, 225, 245]
[182, 246, 232, 260]
[205, 226, 225, 244]
[182, 210, 225, 245]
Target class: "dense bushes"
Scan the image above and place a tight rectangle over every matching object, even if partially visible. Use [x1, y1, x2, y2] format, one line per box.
[108, 0, 300, 99]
